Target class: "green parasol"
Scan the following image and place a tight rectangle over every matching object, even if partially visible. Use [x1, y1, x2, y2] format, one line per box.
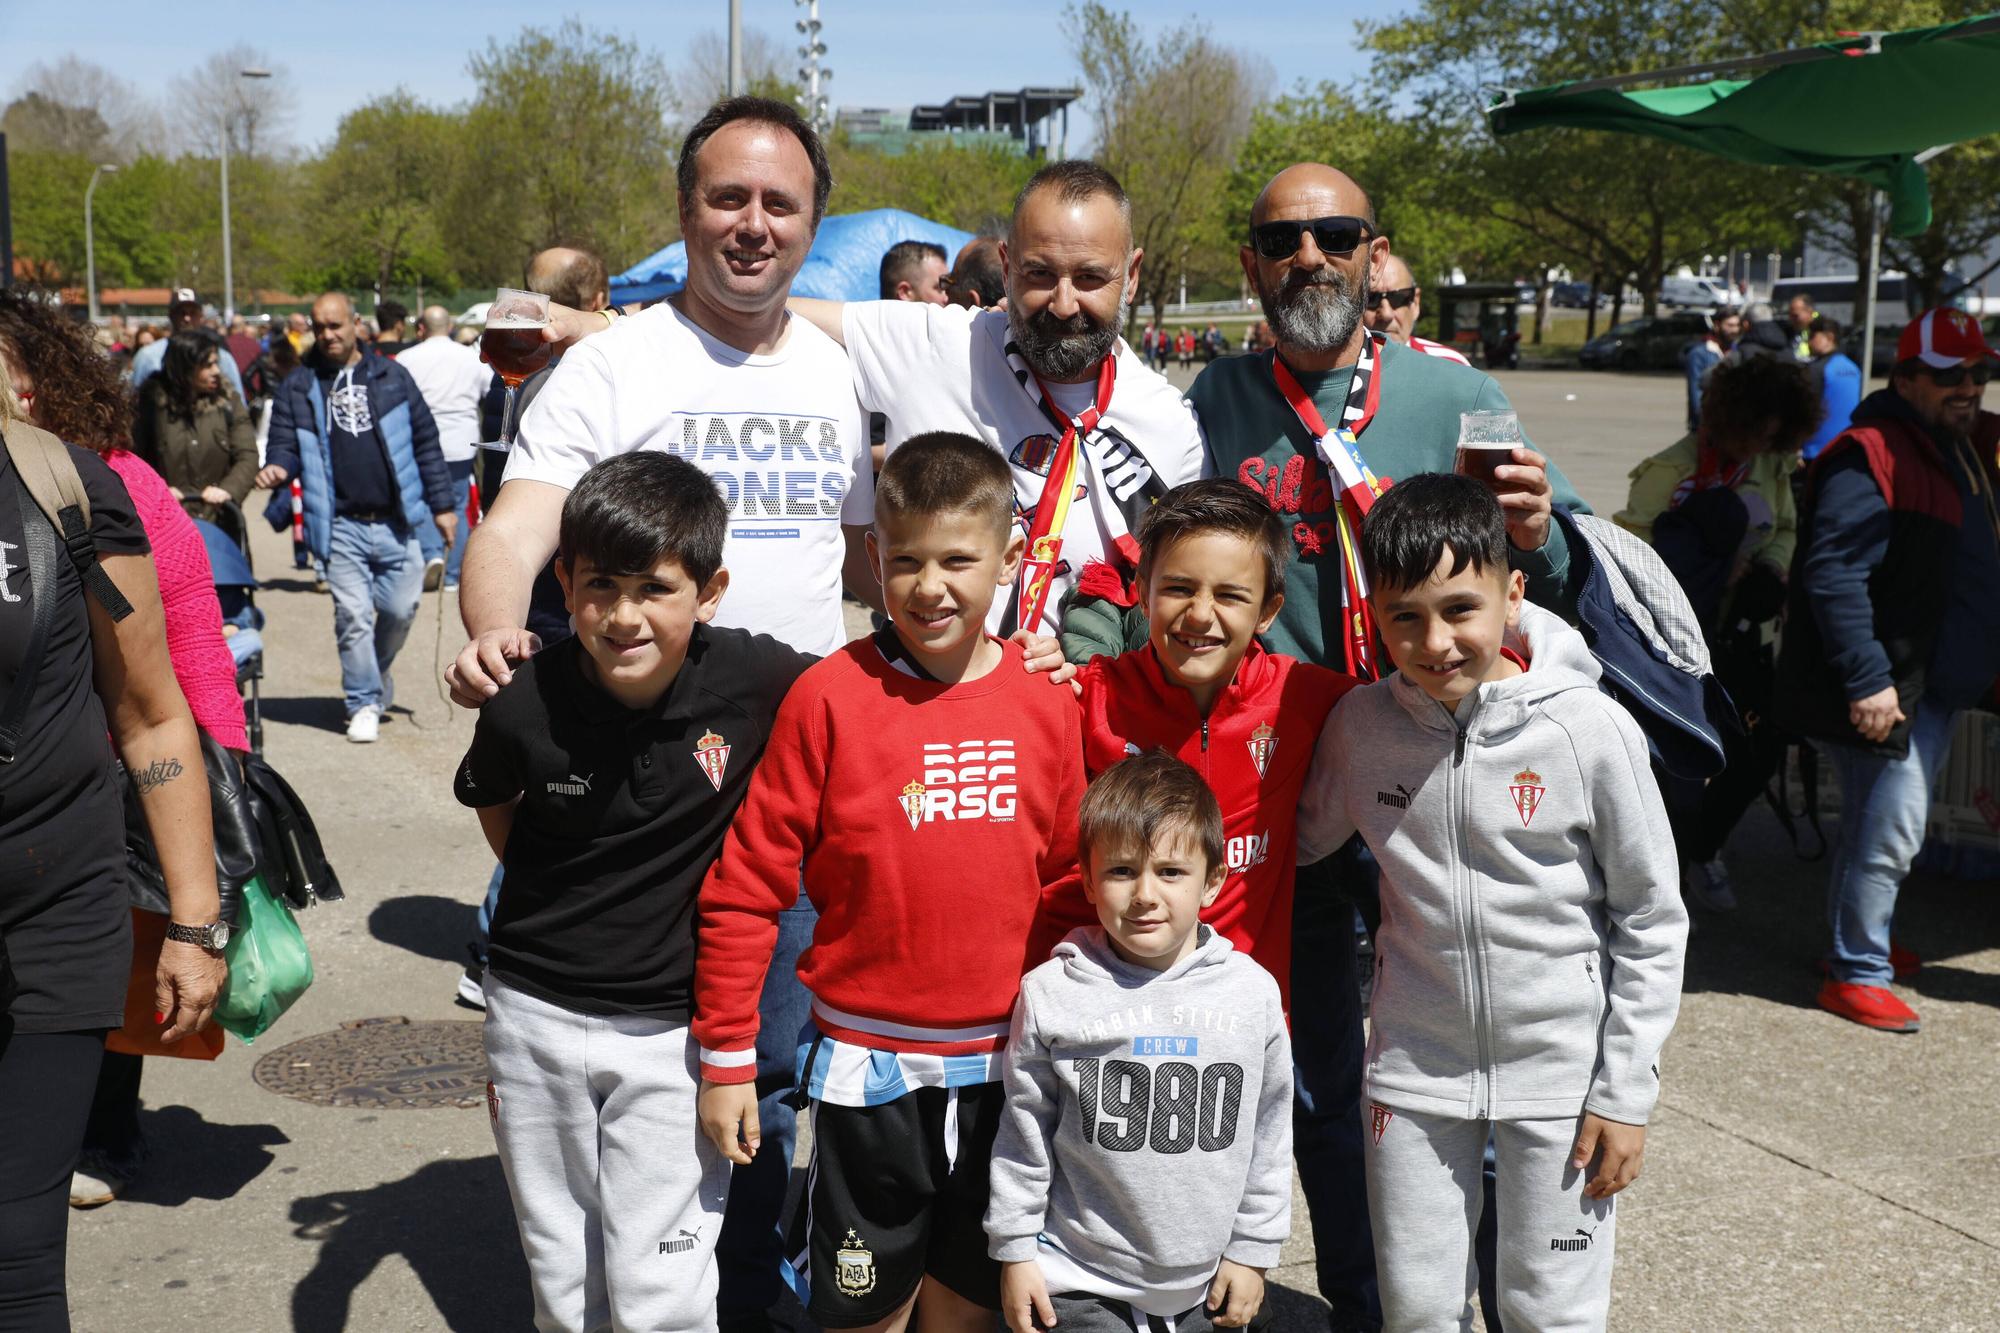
[1488, 14, 2000, 237]
[1488, 13, 2000, 371]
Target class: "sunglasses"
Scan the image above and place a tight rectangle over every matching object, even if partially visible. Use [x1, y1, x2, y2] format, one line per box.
[1249, 215, 1373, 260]
[1367, 287, 1417, 311]
[1920, 362, 1993, 388]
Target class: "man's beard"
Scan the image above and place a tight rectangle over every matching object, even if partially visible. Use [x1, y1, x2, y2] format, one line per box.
[1260, 265, 1366, 355]
[1009, 291, 1126, 381]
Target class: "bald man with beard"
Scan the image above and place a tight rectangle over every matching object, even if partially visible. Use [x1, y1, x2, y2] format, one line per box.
[1067, 164, 1590, 1331]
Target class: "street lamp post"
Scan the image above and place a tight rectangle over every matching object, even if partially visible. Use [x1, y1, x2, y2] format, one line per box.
[220, 68, 273, 322]
[85, 163, 118, 323]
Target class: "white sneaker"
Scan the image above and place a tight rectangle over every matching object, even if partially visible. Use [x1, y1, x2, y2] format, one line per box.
[346, 706, 381, 744]
[70, 1155, 127, 1209]
[1684, 857, 1738, 912]
[422, 556, 446, 591]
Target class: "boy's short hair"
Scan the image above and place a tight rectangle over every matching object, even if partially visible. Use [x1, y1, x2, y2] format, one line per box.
[1077, 751, 1225, 877]
[876, 431, 1014, 538]
[1136, 478, 1289, 601]
[1360, 472, 1507, 594]
[559, 452, 728, 586]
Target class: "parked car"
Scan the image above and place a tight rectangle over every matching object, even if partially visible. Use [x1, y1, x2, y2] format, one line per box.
[1579, 313, 1713, 370]
[1659, 275, 1734, 309]
[457, 301, 493, 327]
[1551, 282, 1609, 309]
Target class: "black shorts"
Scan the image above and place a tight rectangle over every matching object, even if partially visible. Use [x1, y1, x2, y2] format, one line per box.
[794, 1082, 1004, 1327]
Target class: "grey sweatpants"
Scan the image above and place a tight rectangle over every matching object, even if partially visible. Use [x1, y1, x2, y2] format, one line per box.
[1364, 1105, 1615, 1333]
[484, 975, 731, 1333]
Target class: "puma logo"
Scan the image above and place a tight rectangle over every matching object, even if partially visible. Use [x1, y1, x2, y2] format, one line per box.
[1376, 783, 1414, 809]
[546, 773, 594, 797]
[659, 1227, 702, 1255]
[1551, 1226, 1599, 1253]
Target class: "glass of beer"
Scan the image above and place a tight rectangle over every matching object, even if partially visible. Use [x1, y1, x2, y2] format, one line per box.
[1455, 410, 1524, 492]
[478, 288, 554, 451]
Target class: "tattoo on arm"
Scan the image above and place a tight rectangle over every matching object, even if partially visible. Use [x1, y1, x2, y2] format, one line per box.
[133, 757, 186, 794]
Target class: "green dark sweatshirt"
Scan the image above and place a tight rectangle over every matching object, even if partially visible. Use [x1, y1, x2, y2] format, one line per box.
[1058, 340, 1590, 667]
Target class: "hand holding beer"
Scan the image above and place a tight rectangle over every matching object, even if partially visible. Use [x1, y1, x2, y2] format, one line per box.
[1455, 410, 1554, 552]
[478, 287, 554, 452]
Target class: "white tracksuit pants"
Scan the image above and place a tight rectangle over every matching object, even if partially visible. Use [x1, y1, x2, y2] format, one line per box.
[1364, 1105, 1616, 1333]
[483, 976, 731, 1333]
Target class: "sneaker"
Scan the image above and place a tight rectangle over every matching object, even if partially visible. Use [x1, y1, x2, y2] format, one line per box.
[455, 964, 487, 1010]
[1817, 942, 1922, 982]
[423, 556, 446, 592]
[1817, 979, 1921, 1032]
[70, 1152, 129, 1208]
[312, 576, 328, 594]
[346, 705, 381, 744]
[1683, 857, 1738, 912]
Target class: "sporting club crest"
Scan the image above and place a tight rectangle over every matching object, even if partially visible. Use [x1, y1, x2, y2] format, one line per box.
[1370, 1103, 1394, 1146]
[693, 729, 731, 792]
[899, 779, 926, 831]
[1247, 722, 1278, 779]
[1509, 767, 1547, 827]
[835, 1228, 878, 1297]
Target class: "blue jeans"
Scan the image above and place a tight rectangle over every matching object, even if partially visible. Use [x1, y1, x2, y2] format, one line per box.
[1291, 850, 1381, 1327]
[325, 515, 423, 716]
[716, 897, 816, 1320]
[443, 459, 476, 586]
[1825, 699, 1959, 986]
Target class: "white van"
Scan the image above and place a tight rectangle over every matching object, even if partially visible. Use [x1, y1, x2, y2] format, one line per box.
[1659, 275, 1734, 309]
[1768, 274, 1913, 333]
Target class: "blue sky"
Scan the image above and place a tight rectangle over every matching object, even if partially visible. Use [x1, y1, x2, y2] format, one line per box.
[4, 0, 1391, 152]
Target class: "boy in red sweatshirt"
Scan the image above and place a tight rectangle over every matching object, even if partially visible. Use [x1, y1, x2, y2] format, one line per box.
[695, 432, 1084, 1332]
[1061, 478, 1358, 1004]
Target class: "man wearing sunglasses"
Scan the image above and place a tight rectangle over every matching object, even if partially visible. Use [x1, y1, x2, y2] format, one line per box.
[1775, 307, 2000, 1035]
[1360, 252, 1469, 366]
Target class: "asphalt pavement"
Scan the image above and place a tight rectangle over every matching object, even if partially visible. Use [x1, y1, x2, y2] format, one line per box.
[63, 364, 2000, 1331]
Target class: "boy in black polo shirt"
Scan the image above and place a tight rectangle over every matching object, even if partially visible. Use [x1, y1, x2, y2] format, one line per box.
[454, 452, 813, 1333]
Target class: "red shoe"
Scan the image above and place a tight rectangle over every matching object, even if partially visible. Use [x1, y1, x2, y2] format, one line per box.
[1817, 980, 1921, 1032]
[1817, 943, 1921, 981]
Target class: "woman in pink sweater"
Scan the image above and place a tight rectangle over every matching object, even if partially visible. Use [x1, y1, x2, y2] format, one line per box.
[0, 294, 248, 1207]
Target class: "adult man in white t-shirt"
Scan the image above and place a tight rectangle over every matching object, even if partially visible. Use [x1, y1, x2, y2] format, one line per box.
[396, 305, 490, 588]
[446, 94, 871, 1331]
[790, 159, 1207, 636]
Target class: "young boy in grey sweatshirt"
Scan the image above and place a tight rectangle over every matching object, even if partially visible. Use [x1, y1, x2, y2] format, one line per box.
[987, 753, 1293, 1333]
[1298, 473, 1688, 1333]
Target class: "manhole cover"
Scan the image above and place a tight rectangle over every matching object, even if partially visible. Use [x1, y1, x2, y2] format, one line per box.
[252, 1016, 488, 1109]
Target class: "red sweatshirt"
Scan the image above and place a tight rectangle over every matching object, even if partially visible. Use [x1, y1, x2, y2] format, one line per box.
[694, 638, 1083, 1083]
[1054, 643, 1357, 1006]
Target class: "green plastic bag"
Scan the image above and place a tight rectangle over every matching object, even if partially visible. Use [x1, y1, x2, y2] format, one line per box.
[215, 874, 315, 1044]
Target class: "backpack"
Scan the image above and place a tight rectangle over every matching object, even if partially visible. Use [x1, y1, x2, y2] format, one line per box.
[1553, 507, 1735, 781]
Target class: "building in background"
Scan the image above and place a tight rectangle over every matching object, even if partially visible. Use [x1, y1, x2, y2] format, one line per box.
[836, 87, 1079, 157]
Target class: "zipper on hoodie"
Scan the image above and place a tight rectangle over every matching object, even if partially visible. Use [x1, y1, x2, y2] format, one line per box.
[1449, 704, 1494, 1119]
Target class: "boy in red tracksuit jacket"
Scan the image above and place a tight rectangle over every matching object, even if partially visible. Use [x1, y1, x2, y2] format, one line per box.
[1052, 479, 1358, 1005]
[695, 433, 1083, 1332]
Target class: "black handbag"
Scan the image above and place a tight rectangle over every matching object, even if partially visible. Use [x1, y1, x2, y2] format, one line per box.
[239, 751, 344, 910]
[122, 728, 260, 925]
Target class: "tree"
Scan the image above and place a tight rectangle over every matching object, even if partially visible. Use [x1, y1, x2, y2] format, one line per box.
[3, 148, 170, 290]
[1065, 3, 1272, 321]
[294, 92, 460, 300]
[827, 136, 1035, 234]
[1360, 0, 1797, 316]
[445, 20, 676, 286]
[167, 45, 292, 157]
[669, 29, 806, 127]
[5, 58, 149, 158]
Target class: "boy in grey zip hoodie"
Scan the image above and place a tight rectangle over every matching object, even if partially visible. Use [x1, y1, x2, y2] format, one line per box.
[987, 754, 1293, 1333]
[1298, 474, 1687, 1333]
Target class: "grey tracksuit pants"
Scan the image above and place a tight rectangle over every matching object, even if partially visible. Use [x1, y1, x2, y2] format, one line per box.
[483, 976, 731, 1333]
[1364, 1105, 1615, 1333]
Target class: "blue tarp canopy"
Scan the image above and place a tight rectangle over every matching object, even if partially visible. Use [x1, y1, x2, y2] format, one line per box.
[609, 208, 975, 304]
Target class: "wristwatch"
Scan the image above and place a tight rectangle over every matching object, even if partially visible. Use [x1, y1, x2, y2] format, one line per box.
[166, 919, 231, 952]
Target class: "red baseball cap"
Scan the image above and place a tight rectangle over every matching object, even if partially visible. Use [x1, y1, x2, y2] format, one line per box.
[1897, 306, 2000, 368]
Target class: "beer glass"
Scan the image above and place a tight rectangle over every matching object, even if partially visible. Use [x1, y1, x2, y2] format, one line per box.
[1455, 410, 1524, 492]
[478, 288, 554, 451]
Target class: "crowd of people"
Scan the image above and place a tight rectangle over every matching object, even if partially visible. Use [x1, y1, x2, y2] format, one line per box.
[1, 86, 1995, 1333]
